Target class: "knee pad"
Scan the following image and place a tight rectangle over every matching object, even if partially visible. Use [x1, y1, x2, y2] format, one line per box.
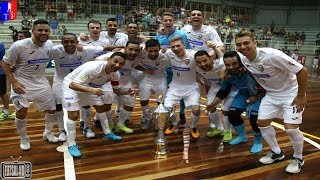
[228, 109, 244, 126]
[56, 104, 63, 111]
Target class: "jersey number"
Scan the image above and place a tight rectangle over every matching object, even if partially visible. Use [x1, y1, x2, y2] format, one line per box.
[35, 65, 39, 70]
[177, 72, 180, 77]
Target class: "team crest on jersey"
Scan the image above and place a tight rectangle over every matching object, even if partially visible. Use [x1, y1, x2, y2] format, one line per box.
[76, 55, 82, 61]
[131, 63, 135, 68]
[58, 52, 65, 59]
[258, 65, 264, 72]
[288, 59, 296, 65]
[184, 59, 190, 65]
[198, 34, 202, 40]
[155, 60, 160, 66]
[47, 50, 50, 56]
[67, 102, 71, 107]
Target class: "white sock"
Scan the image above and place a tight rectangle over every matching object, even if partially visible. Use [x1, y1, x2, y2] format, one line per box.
[96, 112, 110, 134]
[117, 109, 131, 126]
[286, 128, 304, 160]
[222, 115, 231, 132]
[106, 110, 113, 126]
[66, 119, 77, 146]
[190, 113, 200, 128]
[80, 107, 91, 129]
[15, 117, 28, 138]
[45, 113, 56, 134]
[3, 109, 9, 115]
[210, 111, 223, 130]
[56, 111, 65, 132]
[259, 125, 281, 154]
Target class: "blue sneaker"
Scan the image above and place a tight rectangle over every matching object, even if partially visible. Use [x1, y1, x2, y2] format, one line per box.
[68, 145, 81, 157]
[103, 132, 122, 141]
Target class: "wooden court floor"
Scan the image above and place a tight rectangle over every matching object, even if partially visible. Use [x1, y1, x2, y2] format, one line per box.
[0, 76, 320, 180]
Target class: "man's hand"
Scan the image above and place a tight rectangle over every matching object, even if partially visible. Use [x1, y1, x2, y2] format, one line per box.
[206, 103, 217, 113]
[12, 80, 26, 94]
[79, 33, 89, 41]
[143, 69, 155, 75]
[206, 41, 217, 49]
[91, 88, 104, 96]
[292, 94, 306, 112]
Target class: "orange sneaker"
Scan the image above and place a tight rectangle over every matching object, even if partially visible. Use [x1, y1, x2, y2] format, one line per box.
[191, 128, 200, 139]
[165, 124, 178, 135]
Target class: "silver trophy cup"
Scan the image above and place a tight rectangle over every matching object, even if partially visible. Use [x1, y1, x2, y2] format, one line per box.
[153, 93, 170, 159]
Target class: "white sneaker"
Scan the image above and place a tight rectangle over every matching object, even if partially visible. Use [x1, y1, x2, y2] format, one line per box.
[259, 151, 285, 164]
[82, 127, 95, 138]
[285, 157, 304, 173]
[58, 131, 67, 142]
[20, 137, 31, 151]
[43, 132, 59, 143]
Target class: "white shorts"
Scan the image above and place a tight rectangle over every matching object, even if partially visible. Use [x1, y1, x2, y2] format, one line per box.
[11, 82, 55, 111]
[206, 86, 236, 111]
[139, 80, 167, 101]
[164, 83, 200, 108]
[62, 85, 104, 111]
[102, 91, 115, 104]
[313, 64, 318, 70]
[258, 95, 303, 124]
[52, 79, 63, 104]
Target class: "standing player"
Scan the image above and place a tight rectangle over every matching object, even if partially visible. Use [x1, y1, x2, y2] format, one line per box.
[195, 42, 237, 142]
[63, 52, 132, 157]
[312, 55, 319, 77]
[138, 39, 170, 129]
[206, 51, 265, 153]
[235, 31, 308, 173]
[1, 20, 57, 150]
[156, 12, 190, 125]
[163, 37, 201, 139]
[50, 33, 110, 141]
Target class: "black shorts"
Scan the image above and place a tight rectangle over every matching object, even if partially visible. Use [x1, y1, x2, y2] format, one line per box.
[0, 74, 7, 94]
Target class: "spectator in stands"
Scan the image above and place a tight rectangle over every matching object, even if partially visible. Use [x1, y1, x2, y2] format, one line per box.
[312, 55, 319, 77]
[45, 2, 52, 19]
[19, 0, 27, 17]
[49, 18, 59, 35]
[316, 32, 320, 46]
[291, 49, 299, 61]
[9, 26, 18, 42]
[281, 46, 290, 56]
[21, 16, 31, 31]
[58, 25, 67, 35]
[18, 30, 31, 40]
[116, 12, 124, 27]
[66, 2, 74, 21]
[57, 2, 66, 21]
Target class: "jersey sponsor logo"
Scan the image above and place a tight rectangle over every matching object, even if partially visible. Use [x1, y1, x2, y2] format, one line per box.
[93, 52, 104, 58]
[141, 62, 158, 70]
[76, 55, 82, 61]
[64, 97, 74, 100]
[60, 62, 82, 67]
[27, 59, 48, 64]
[172, 66, 190, 71]
[187, 39, 203, 46]
[88, 82, 103, 88]
[258, 65, 264, 72]
[252, 73, 271, 78]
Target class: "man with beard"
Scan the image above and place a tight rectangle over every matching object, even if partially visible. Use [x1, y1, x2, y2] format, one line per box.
[1, 20, 57, 150]
[195, 42, 237, 142]
[205, 50, 265, 153]
[49, 33, 112, 141]
[235, 31, 307, 174]
[62, 52, 133, 157]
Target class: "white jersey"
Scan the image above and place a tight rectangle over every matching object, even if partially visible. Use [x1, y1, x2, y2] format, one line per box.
[196, 57, 224, 88]
[3, 38, 53, 90]
[312, 58, 318, 66]
[50, 45, 104, 81]
[63, 60, 120, 89]
[78, 36, 110, 47]
[291, 53, 298, 61]
[100, 31, 128, 46]
[139, 51, 170, 84]
[164, 49, 198, 86]
[240, 48, 303, 99]
[182, 25, 224, 52]
[118, 56, 140, 87]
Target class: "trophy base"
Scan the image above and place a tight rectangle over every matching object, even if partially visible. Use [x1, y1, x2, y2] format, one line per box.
[153, 144, 170, 159]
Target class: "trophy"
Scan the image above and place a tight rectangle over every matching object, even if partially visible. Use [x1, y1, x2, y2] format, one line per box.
[153, 92, 170, 159]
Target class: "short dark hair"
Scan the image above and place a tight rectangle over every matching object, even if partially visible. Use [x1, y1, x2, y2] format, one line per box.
[162, 12, 174, 19]
[126, 39, 140, 47]
[33, 19, 49, 27]
[18, 30, 31, 38]
[195, 50, 209, 58]
[61, 33, 77, 41]
[111, 51, 127, 60]
[106, 18, 118, 24]
[191, 9, 204, 16]
[223, 51, 243, 67]
[145, 39, 160, 49]
[87, 19, 101, 29]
